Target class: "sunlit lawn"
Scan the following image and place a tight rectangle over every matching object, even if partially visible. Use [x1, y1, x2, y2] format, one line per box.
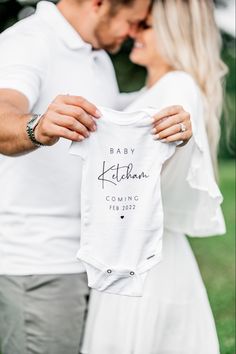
[190, 159, 235, 354]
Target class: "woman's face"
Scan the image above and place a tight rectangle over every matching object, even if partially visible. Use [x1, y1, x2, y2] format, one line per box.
[130, 15, 167, 69]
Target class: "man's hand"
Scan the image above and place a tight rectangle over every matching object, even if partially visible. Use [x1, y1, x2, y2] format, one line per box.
[35, 95, 101, 146]
[151, 105, 192, 146]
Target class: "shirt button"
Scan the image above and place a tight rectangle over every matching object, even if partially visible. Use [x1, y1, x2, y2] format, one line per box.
[130, 271, 135, 276]
[107, 269, 112, 274]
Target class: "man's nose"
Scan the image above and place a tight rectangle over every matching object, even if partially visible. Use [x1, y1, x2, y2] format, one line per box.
[128, 24, 139, 39]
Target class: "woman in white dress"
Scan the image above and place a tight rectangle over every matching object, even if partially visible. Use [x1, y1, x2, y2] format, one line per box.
[81, 1, 227, 353]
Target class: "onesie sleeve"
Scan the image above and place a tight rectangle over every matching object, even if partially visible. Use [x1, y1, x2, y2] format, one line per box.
[162, 141, 179, 162]
[154, 73, 225, 236]
[69, 138, 90, 161]
[0, 28, 49, 111]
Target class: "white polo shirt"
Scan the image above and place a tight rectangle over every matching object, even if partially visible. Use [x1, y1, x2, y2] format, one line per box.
[0, 1, 120, 275]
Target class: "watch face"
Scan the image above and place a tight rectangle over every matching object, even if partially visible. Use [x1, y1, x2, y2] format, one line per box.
[27, 114, 43, 147]
[29, 114, 41, 129]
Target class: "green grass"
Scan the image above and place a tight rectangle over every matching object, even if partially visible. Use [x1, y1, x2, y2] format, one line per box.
[190, 159, 235, 354]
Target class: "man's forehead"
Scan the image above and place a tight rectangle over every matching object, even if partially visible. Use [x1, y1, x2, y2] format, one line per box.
[132, 0, 152, 13]
[120, 0, 151, 20]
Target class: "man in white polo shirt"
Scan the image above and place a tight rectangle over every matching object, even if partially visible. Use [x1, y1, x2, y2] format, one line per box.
[0, 0, 192, 353]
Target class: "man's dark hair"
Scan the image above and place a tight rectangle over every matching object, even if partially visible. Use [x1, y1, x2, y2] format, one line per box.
[108, 0, 154, 16]
[109, 0, 135, 6]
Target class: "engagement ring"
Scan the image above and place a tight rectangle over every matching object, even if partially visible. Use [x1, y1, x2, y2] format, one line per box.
[179, 123, 187, 132]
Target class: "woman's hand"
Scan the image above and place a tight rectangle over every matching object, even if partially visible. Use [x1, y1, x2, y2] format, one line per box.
[151, 105, 192, 146]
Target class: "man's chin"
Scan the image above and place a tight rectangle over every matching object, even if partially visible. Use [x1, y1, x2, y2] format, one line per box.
[97, 42, 122, 54]
[107, 46, 122, 54]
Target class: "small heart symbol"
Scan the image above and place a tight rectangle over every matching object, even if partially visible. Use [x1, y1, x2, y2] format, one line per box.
[120, 216, 124, 219]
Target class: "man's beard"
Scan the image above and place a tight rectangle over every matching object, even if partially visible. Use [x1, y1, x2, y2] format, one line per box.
[94, 18, 124, 53]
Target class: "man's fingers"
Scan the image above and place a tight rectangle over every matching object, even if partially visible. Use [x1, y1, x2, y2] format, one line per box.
[35, 111, 92, 144]
[35, 95, 101, 145]
[55, 115, 91, 138]
[54, 95, 101, 118]
[50, 125, 86, 142]
[152, 105, 184, 123]
[50, 104, 97, 132]
[72, 109, 97, 132]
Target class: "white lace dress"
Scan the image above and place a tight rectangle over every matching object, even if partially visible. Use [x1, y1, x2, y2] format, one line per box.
[81, 71, 226, 354]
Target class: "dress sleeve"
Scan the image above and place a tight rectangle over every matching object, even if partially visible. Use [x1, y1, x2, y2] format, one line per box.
[157, 73, 226, 236]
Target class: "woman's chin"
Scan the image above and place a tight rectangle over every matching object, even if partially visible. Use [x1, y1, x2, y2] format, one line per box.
[129, 51, 146, 67]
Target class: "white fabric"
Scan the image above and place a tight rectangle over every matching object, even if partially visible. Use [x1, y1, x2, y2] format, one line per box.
[81, 71, 224, 353]
[70, 107, 177, 296]
[126, 71, 226, 237]
[0, 1, 120, 275]
[117, 91, 144, 110]
[81, 230, 220, 354]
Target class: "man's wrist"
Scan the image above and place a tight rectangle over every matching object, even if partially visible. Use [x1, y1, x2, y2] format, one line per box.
[26, 114, 44, 147]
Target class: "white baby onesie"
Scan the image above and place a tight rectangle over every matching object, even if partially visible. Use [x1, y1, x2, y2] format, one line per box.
[70, 107, 177, 296]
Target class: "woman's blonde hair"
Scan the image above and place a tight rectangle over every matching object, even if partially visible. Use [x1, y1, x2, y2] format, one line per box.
[152, 0, 228, 172]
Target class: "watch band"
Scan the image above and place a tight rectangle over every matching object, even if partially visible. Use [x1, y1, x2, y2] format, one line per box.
[26, 114, 44, 147]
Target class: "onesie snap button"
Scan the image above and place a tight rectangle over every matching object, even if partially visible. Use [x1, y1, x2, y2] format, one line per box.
[107, 269, 112, 274]
[130, 271, 135, 276]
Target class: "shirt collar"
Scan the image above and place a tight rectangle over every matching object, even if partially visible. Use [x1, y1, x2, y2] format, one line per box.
[36, 1, 92, 50]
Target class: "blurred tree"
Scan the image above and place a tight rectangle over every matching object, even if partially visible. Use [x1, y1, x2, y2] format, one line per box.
[0, 0, 22, 31]
[219, 34, 236, 159]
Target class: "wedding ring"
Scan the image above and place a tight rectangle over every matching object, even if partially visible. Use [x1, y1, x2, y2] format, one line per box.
[179, 123, 187, 132]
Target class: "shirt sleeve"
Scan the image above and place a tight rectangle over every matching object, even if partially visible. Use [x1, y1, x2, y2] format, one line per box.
[0, 28, 49, 111]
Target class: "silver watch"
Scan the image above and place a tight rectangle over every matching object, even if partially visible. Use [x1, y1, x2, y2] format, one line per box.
[26, 114, 44, 147]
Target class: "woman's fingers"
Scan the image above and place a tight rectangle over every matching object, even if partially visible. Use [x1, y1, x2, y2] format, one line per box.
[152, 105, 185, 123]
[153, 113, 187, 131]
[151, 106, 192, 143]
[153, 132, 190, 146]
[152, 119, 191, 140]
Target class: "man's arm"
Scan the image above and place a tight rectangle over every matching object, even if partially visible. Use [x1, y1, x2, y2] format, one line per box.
[0, 89, 101, 156]
[0, 89, 33, 155]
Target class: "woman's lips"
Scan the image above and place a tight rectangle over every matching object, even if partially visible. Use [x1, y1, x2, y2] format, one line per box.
[133, 41, 144, 49]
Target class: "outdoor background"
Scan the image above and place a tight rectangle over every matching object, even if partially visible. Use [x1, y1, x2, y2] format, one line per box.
[0, 0, 235, 353]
